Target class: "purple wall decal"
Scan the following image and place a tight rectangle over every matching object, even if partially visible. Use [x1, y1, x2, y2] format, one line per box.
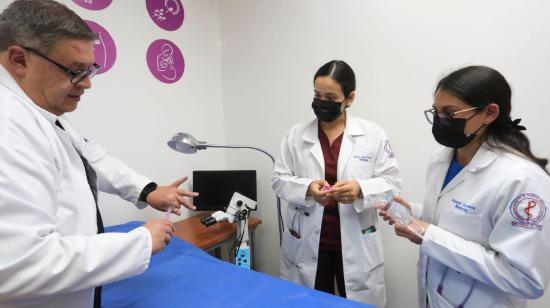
[146, 0, 184, 31]
[146, 39, 185, 84]
[85, 20, 117, 75]
[72, 0, 112, 11]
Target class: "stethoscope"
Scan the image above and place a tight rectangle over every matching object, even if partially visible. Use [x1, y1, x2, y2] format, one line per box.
[288, 206, 309, 239]
[436, 266, 476, 308]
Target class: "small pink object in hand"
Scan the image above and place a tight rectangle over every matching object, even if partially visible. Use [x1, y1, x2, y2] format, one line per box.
[321, 184, 332, 192]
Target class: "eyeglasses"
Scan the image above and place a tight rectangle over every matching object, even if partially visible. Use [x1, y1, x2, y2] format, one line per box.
[23, 47, 101, 84]
[424, 106, 481, 125]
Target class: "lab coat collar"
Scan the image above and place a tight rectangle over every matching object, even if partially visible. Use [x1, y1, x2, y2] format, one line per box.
[0, 64, 59, 126]
[435, 142, 498, 173]
[344, 113, 365, 137]
[435, 142, 498, 196]
[0, 64, 31, 106]
[302, 112, 364, 143]
[34, 103, 58, 126]
[302, 112, 364, 176]
[465, 142, 499, 173]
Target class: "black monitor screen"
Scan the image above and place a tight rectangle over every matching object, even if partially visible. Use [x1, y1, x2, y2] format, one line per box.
[192, 170, 257, 211]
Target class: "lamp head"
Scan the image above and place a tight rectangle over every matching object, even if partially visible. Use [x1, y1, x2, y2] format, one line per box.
[167, 132, 207, 154]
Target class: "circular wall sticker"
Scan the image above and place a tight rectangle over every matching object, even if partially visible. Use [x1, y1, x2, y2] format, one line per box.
[72, 0, 112, 11]
[146, 0, 184, 31]
[146, 39, 185, 84]
[85, 20, 117, 75]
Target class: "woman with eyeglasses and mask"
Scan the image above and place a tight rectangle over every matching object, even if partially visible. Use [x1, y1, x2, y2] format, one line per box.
[272, 60, 401, 306]
[379, 65, 550, 308]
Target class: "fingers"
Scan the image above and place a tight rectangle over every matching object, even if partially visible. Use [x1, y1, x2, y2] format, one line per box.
[394, 224, 411, 238]
[313, 190, 330, 205]
[393, 196, 411, 209]
[331, 181, 344, 188]
[329, 183, 352, 194]
[329, 185, 347, 193]
[377, 209, 395, 225]
[374, 203, 385, 210]
[171, 176, 189, 188]
[395, 223, 408, 234]
[313, 192, 329, 205]
[174, 194, 196, 210]
[180, 199, 196, 210]
[161, 194, 196, 212]
[159, 220, 175, 233]
[167, 200, 182, 216]
[144, 219, 176, 254]
[328, 191, 354, 201]
[176, 189, 199, 198]
[310, 181, 324, 192]
[175, 195, 187, 207]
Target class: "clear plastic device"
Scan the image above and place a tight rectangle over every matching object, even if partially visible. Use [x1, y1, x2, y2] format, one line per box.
[383, 201, 413, 225]
[374, 192, 424, 239]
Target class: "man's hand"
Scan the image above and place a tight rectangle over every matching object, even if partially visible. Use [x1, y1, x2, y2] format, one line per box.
[146, 176, 198, 215]
[306, 180, 331, 205]
[327, 180, 362, 204]
[142, 219, 175, 255]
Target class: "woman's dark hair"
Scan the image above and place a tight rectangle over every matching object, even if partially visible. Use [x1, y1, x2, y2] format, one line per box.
[436, 65, 548, 173]
[314, 60, 356, 98]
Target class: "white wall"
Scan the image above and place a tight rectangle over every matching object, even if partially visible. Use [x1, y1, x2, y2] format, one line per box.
[63, 0, 227, 226]
[218, 1, 550, 307]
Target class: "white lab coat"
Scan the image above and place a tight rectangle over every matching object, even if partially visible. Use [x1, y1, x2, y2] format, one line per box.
[413, 143, 550, 308]
[0, 66, 153, 307]
[272, 114, 401, 306]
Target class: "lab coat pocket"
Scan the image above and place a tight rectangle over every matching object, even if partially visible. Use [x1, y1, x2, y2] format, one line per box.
[361, 230, 384, 271]
[438, 208, 484, 242]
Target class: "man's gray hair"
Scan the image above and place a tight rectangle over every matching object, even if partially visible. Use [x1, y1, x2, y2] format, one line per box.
[0, 0, 95, 53]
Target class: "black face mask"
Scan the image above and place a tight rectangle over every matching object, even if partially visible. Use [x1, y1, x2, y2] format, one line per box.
[311, 98, 347, 122]
[432, 113, 484, 149]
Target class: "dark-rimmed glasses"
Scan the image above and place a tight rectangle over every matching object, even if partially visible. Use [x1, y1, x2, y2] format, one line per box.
[424, 106, 481, 124]
[23, 47, 100, 84]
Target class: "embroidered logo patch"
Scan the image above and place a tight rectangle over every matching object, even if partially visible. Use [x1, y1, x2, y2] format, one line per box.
[384, 140, 395, 158]
[510, 193, 546, 230]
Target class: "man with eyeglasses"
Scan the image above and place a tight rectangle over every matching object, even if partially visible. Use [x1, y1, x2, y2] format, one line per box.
[0, 1, 197, 307]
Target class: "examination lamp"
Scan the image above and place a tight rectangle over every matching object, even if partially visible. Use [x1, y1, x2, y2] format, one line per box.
[168, 132, 283, 245]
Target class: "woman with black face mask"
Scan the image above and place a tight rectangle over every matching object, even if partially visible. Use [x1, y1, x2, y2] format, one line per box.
[271, 60, 401, 306]
[378, 66, 550, 308]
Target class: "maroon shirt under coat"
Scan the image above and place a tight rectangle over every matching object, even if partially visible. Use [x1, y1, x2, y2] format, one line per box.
[318, 127, 344, 251]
